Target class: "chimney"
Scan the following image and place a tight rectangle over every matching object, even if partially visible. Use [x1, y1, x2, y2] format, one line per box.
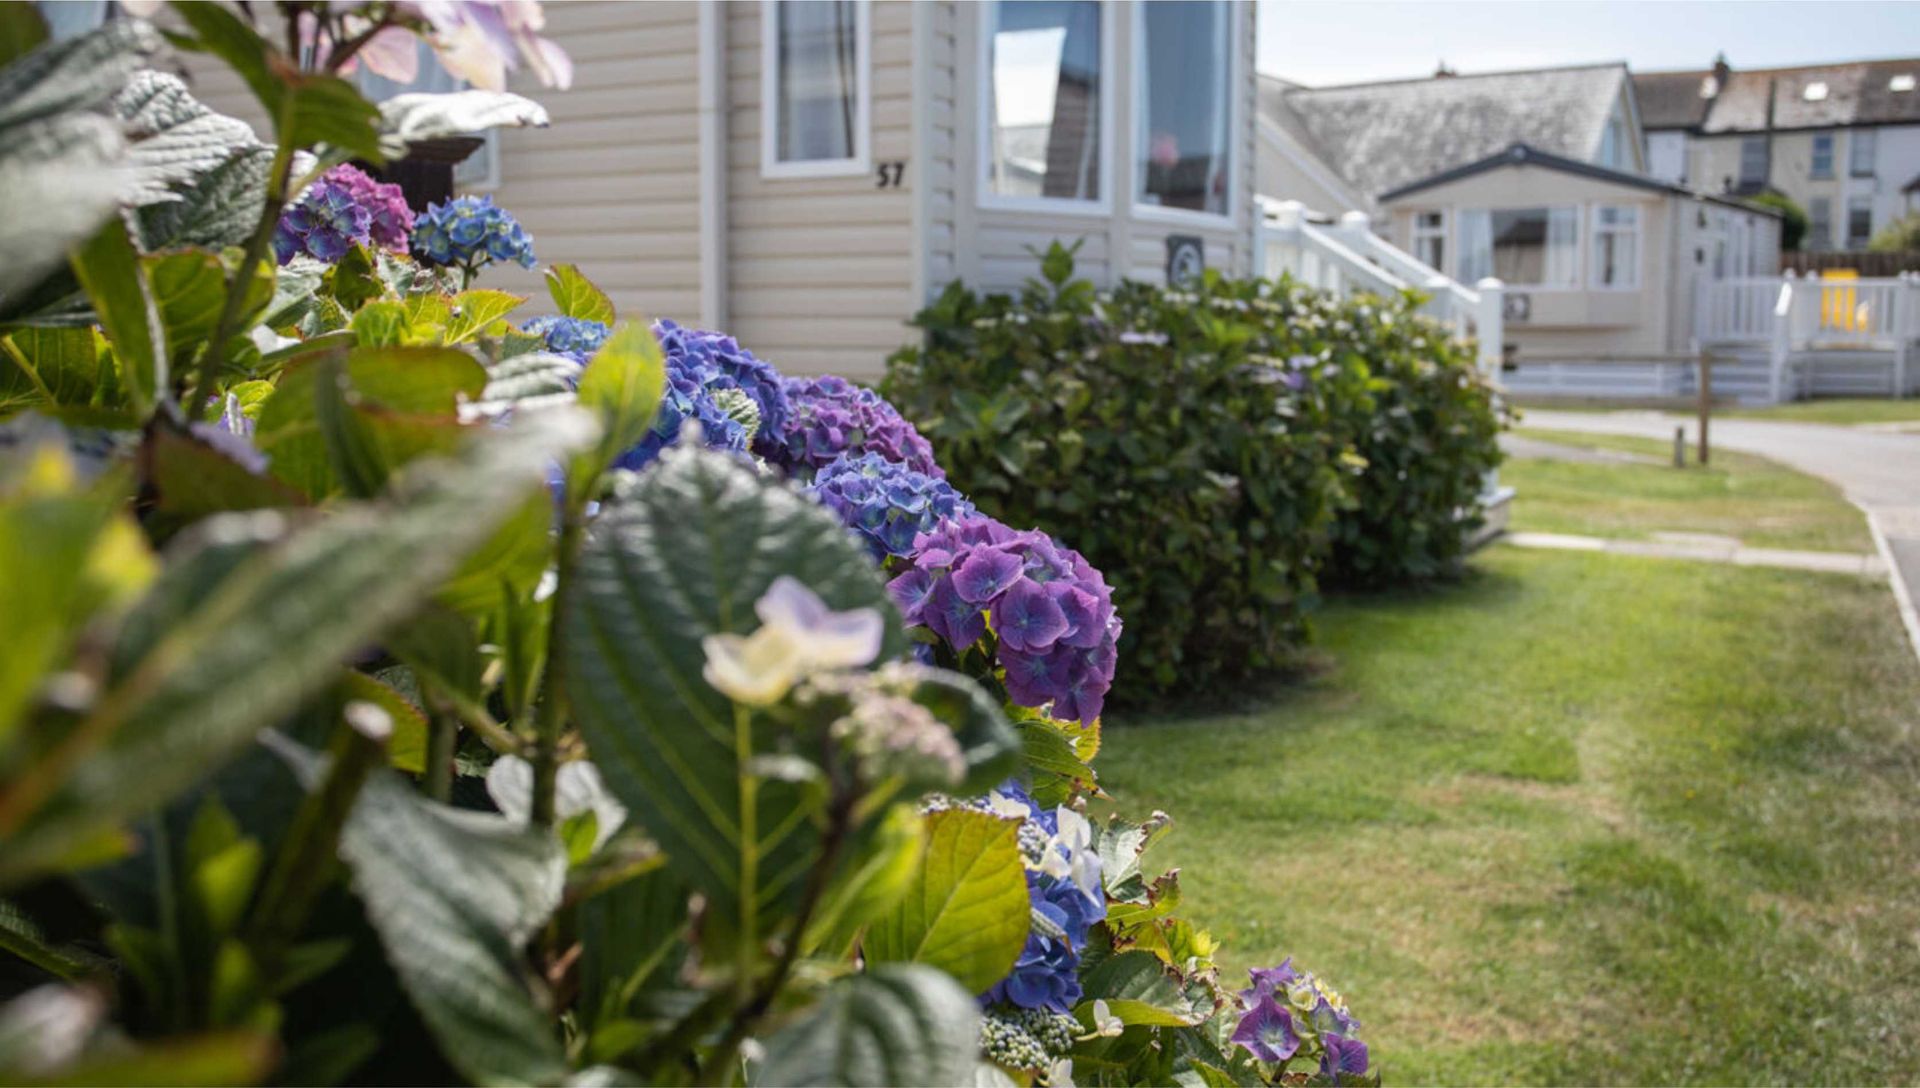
[1711, 52, 1731, 93]
[1434, 61, 1456, 79]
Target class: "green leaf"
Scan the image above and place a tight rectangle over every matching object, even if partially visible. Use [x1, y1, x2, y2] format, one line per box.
[443, 289, 526, 344]
[545, 264, 615, 324]
[563, 446, 905, 934]
[469, 351, 579, 420]
[753, 965, 981, 1088]
[0, 409, 596, 885]
[578, 869, 688, 1028]
[336, 769, 568, 1086]
[113, 70, 267, 230]
[1018, 717, 1097, 807]
[0, 19, 158, 129]
[437, 492, 552, 617]
[1074, 951, 1207, 1027]
[0, 327, 111, 410]
[0, 4, 47, 67]
[68, 217, 163, 415]
[0, 113, 129, 304]
[1094, 812, 1173, 896]
[349, 299, 409, 348]
[863, 808, 1030, 993]
[340, 671, 429, 775]
[567, 322, 664, 493]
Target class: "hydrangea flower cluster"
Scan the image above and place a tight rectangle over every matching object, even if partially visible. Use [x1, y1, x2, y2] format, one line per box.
[978, 1007, 1079, 1078]
[411, 194, 537, 276]
[887, 515, 1121, 725]
[807, 452, 975, 560]
[975, 781, 1106, 1014]
[524, 316, 610, 365]
[1230, 959, 1368, 1079]
[331, 164, 413, 252]
[653, 320, 790, 439]
[764, 375, 943, 479]
[272, 169, 372, 264]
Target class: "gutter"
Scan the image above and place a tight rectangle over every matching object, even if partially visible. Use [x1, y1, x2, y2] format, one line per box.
[698, 0, 728, 328]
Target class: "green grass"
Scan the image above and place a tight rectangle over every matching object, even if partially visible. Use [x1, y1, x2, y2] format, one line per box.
[1097, 547, 1920, 1084]
[1719, 399, 1920, 426]
[1503, 428, 1873, 553]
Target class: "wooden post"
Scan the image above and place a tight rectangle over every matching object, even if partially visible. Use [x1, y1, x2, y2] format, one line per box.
[1673, 426, 1687, 468]
[1696, 350, 1712, 466]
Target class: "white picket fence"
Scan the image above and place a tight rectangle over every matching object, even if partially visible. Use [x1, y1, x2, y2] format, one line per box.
[1696, 272, 1920, 401]
[1252, 200, 1506, 379]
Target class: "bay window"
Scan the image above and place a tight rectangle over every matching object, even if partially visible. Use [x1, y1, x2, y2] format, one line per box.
[1134, 0, 1233, 218]
[982, 1, 1105, 206]
[1590, 205, 1640, 289]
[762, 0, 870, 178]
[1457, 206, 1579, 287]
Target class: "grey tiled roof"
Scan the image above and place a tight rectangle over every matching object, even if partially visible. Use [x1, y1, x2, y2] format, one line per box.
[1270, 63, 1630, 199]
[1636, 58, 1920, 133]
[1632, 69, 1716, 130]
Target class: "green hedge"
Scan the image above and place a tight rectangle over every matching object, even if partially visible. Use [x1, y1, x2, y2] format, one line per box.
[883, 245, 1505, 698]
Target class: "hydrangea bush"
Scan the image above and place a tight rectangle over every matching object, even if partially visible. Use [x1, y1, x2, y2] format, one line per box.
[0, 7, 1370, 1087]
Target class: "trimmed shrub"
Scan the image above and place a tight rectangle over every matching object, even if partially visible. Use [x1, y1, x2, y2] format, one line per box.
[884, 246, 1505, 696]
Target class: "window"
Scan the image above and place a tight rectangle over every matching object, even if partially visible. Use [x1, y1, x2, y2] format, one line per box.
[982, 1, 1104, 206]
[1134, 0, 1233, 218]
[1846, 196, 1873, 248]
[1808, 197, 1832, 251]
[762, 0, 870, 178]
[1457, 206, 1579, 287]
[1850, 129, 1877, 178]
[1597, 110, 1630, 169]
[1810, 132, 1833, 179]
[1591, 205, 1640, 289]
[1412, 211, 1446, 274]
[359, 41, 498, 190]
[1738, 136, 1768, 186]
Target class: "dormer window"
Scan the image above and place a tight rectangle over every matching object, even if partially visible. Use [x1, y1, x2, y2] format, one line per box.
[1892, 74, 1916, 93]
[1802, 81, 1828, 102]
[1698, 76, 1719, 98]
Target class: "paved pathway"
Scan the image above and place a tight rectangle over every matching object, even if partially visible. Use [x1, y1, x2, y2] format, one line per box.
[1519, 409, 1920, 661]
[1505, 531, 1887, 577]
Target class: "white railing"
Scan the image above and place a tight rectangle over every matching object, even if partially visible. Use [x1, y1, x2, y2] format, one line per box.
[1255, 200, 1505, 378]
[1696, 277, 1783, 344]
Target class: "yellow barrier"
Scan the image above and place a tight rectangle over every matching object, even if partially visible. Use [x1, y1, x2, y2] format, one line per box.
[1820, 268, 1861, 332]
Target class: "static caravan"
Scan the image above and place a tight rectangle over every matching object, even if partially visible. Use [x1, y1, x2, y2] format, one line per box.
[1378, 144, 1781, 396]
[177, 0, 1261, 378]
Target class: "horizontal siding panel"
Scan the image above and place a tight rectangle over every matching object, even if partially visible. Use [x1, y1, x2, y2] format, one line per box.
[547, 0, 698, 34]
[492, 172, 699, 207]
[730, 194, 911, 228]
[731, 225, 919, 258]
[734, 286, 917, 316]
[499, 143, 694, 182]
[751, 348, 892, 380]
[508, 112, 698, 153]
[521, 229, 698, 260]
[511, 201, 708, 233]
[731, 256, 907, 287]
[549, 23, 697, 62]
[729, 317, 910, 351]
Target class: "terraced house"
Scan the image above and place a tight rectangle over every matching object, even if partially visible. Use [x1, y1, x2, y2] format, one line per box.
[1635, 55, 1920, 251]
[170, 0, 1263, 378]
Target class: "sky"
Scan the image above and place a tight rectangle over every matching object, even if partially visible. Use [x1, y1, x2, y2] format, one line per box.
[1257, 1, 1920, 86]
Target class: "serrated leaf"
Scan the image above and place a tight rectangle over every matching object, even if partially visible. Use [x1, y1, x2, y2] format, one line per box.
[464, 351, 579, 422]
[68, 217, 163, 415]
[567, 322, 663, 490]
[112, 70, 266, 210]
[0, 409, 596, 885]
[443, 289, 526, 344]
[377, 90, 549, 158]
[0, 19, 159, 130]
[545, 264, 614, 325]
[753, 965, 981, 1088]
[1095, 812, 1172, 894]
[863, 808, 1030, 994]
[0, 113, 130, 302]
[1074, 950, 1206, 1027]
[563, 445, 906, 935]
[1018, 717, 1097, 807]
[337, 769, 568, 1086]
[339, 671, 428, 775]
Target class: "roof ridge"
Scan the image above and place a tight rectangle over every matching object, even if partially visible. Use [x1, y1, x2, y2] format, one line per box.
[1280, 60, 1627, 95]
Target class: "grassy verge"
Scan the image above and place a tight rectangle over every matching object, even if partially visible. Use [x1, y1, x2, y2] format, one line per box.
[1097, 547, 1920, 1084]
[1502, 428, 1873, 553]
[1720, 398, 1920, 426]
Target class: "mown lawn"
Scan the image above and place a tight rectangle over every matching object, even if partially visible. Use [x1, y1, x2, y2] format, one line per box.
[1720, 398, 1920, 426]
[1502, 428, 1874, 553]
[1097, 547, 1920, 1085]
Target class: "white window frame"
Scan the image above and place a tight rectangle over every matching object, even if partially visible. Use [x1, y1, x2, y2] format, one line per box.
[1128, 0, 1243, 229]
[1845, 195, 1874, 248]
[1810, 132, 1834, 179]
[1589, 203, 1641, 291]
[1849, 128, 1877, 178]
[1411, 209, 1447, 276]
[975, 0, 1114, 217]
[760, 0, 873, 180]
[1458, 205, 1582, 290]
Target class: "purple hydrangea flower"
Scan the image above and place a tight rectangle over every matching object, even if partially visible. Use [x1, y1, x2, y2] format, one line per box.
[1321, 1034, 1369, 1080]
[763, 374, 943, 479]
[1231, 994, 1300, 1063]
[807, 452, 975, 560]
[273, 171, 372, 265]
[524, 316, 611, 365]
[411, 194, 536, 274]
[653, 319, 791, 439]
[886, 514, 1121, 725]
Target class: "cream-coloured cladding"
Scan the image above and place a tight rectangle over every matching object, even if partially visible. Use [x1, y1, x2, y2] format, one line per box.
[724, 1, 917, 379]
[169, 1, 707, 325]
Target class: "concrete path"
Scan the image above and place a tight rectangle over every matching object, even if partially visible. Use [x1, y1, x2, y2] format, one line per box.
[1520, 409, 1920, 661]
[1506, 531, 1888, 577]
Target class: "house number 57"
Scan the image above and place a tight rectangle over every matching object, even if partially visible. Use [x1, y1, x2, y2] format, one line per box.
[875, 161, 906, 188]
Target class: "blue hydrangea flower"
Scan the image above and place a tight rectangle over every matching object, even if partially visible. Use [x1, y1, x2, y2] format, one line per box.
[654, 319, 790, 439]
[1232, 994, 1301, 1063]
[613, 346, 750, 472]
[1320, 1034, 1369, 1080]
[524, 316, 611, 365]
[985, 871, 1084, 1014]
[410, 194, 536, 278]
[807, 452, 975, 560]
[886, 514, 1122, 725]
